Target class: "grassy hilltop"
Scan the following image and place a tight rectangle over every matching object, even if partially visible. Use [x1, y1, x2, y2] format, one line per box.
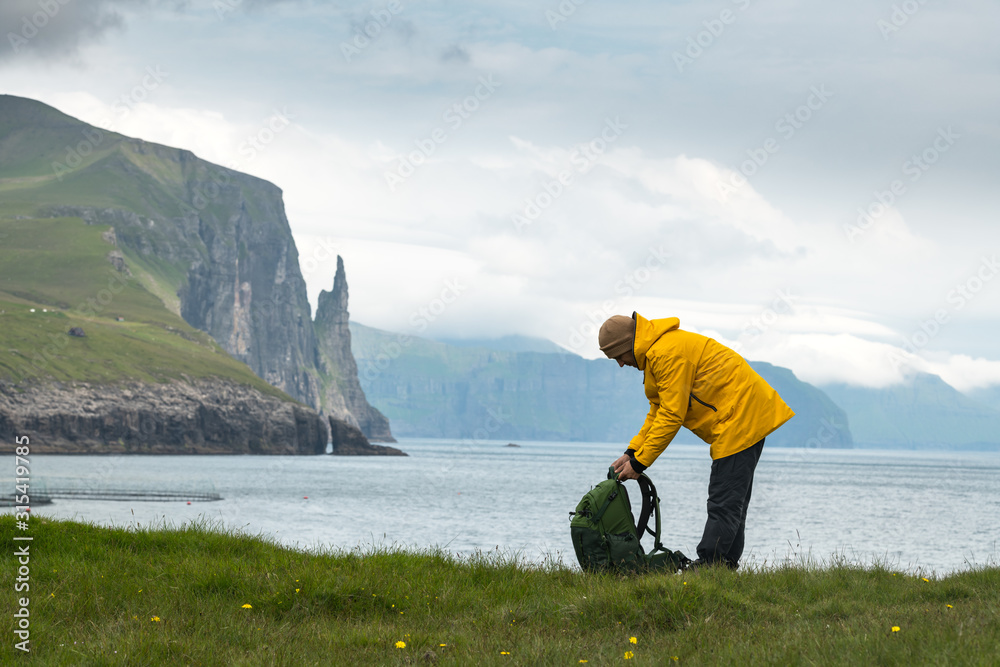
[2, 517, 997, 665]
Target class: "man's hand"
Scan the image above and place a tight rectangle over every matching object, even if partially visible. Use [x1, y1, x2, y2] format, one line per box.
[612, 454, 639, 481]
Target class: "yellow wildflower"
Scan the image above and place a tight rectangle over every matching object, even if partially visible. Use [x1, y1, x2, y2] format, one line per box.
[625, 650, 634, 659]
[242, 604, 253, 609]
[150, 616, 160, 622]
[947, 604, 953, 608]
[440, 644, 447, 647]
[891, 626, 900, 632]
[922, 577, 930, 582]
[629, 637, 637, 644]
[501, 651, 510, 655]
[395, 641, 406, 649]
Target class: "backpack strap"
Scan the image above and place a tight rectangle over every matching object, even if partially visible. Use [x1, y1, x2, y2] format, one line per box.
[635, 473, 664, 551]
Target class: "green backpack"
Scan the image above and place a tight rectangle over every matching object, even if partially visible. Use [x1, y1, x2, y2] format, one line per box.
[570, 467, 691, 574]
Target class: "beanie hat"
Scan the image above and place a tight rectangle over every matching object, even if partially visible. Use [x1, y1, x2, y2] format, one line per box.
[598, 315, 635, 359]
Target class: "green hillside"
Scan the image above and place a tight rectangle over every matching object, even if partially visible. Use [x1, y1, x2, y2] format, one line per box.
[0, 94, 322, 403]
[1, 95, 226, 298]
[0, 216, 288, 399]
[0, 95, 347, 419]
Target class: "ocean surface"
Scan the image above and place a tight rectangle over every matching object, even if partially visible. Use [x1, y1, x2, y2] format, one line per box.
[6, 440, 999, 574]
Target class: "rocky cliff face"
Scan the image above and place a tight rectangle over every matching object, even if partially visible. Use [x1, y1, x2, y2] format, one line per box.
[50, 158, 322, 412]
[314, 256, 394, 441]
[328, 417, 405, 456]
[0, 380, 327, 455]
[2, 96, 393, 446]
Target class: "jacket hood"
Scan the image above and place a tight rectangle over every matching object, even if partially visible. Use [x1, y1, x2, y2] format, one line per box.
[633, 312, 680, 371]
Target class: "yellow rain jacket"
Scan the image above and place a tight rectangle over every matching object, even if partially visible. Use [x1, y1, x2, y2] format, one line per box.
[627, 312, 794, 465]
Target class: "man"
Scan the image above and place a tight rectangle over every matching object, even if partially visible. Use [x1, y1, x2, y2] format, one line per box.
[599, 312, 795, 569]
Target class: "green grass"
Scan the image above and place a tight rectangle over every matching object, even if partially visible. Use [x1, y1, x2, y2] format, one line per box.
[0, 217, 170, 321]
[0, 300, 282, 396]
[1, 517, 997, 665]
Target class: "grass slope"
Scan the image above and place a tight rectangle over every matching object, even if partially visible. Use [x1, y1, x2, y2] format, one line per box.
[3, 517, 996, 665]
[0, 216, 288, 399]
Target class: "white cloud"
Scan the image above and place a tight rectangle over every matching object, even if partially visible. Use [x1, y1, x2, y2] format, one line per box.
[724, 332, 914, 389]
[11, 79, 1000, 395]
[922, 354, 1000, 393]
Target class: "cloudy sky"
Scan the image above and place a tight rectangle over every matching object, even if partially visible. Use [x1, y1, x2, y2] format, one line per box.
[2, 0, 999, 392]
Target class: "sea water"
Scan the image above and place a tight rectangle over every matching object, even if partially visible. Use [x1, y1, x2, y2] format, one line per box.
[6, 440, 999, 574]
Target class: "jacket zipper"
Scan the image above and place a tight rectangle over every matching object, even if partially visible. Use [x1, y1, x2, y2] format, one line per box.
[689, 393, 718, 412]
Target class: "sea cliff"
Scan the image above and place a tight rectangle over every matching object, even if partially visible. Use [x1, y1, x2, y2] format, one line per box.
[0, 380, 326, 455]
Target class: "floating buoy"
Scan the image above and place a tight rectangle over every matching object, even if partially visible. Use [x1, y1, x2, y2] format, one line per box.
[303, 496, 308, 499]
[186, 501, 191, 505]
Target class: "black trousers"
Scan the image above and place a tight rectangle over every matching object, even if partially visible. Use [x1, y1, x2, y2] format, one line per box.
[696, 438, 765, 568]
